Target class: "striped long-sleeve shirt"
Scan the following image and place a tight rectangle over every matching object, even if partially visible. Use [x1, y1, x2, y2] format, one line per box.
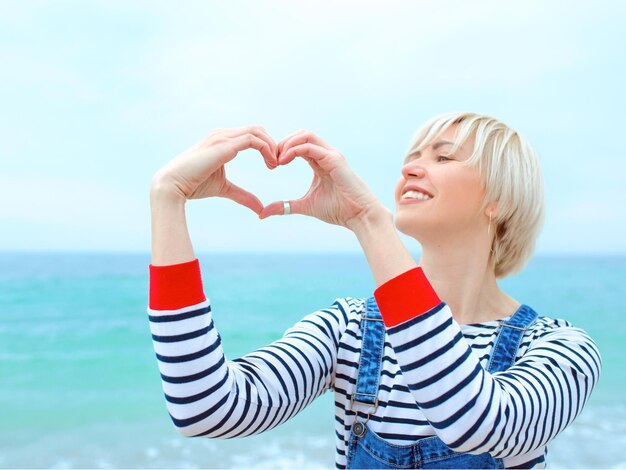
[147, 259, 601, 469]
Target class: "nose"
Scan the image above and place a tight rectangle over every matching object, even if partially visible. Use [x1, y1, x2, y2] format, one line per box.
[401, 160, 426, 179]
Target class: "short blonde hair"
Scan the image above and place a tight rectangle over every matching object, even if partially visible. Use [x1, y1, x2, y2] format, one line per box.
[405, 111, 544, 278]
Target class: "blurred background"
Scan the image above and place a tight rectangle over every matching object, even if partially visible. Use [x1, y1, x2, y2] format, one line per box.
[1, 1, 624, 468]
[1, 0, 625, 253]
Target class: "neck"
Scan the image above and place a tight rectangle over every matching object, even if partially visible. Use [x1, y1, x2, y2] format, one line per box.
[417, 230, 519, 325]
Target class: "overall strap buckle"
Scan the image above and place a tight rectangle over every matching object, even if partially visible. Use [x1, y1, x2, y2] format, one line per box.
[350, 393, 379, 416]
[487, 304, 539, 373]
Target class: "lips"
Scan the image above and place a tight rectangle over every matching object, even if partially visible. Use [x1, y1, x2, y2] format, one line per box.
[399, 184, 434, 202]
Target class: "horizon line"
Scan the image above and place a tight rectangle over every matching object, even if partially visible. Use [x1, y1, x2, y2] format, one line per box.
[0, 249, 625, 258]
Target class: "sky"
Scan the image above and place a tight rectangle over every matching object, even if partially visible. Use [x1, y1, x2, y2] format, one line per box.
[1, 0, 625, 254]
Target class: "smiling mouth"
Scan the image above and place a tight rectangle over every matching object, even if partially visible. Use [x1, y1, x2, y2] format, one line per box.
[400, 190, 433, 202]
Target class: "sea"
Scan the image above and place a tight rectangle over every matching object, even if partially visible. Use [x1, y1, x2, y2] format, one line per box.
[0, 252, 624, 469]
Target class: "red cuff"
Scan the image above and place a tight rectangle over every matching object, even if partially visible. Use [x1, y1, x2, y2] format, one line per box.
[374, 267, 441, 328]
[149, 259, 206, 310]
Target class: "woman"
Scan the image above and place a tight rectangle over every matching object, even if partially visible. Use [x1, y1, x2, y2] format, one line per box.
[148, 112, 601, 468]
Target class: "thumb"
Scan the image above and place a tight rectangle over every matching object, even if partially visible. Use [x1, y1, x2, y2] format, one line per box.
[259, 199, 304, 219]
[221, 181, 264, 215]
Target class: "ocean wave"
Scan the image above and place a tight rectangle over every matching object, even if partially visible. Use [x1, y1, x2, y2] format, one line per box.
[547, 404, 626, 469]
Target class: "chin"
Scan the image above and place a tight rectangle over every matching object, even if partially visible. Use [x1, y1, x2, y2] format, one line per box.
[394, 205, 446, 243]
[393, 210, 425, 239]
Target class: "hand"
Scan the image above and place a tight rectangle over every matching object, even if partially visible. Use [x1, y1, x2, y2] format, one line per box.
[259, 130, 387, 230]
[151, 126, 278, 215]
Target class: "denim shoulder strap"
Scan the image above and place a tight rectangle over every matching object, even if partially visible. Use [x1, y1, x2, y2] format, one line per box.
[350, 296, 385, 415]
[486, 304, 538, 373]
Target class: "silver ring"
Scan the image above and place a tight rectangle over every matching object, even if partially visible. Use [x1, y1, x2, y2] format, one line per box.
[283, 201, 291, 215]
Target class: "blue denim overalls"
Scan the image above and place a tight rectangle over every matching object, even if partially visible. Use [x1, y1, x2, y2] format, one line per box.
[346, 296, 538, 469]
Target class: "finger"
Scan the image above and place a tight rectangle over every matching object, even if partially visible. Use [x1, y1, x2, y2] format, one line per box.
[242, 126, 278, 168]
[229, 134, 278, 170]
[213, 126, 278, 168]
[279, 143, 341, 173]
[222, 180, 264, 215]
[245, 126, 278, 163]
[259, 198, 307, 219]
[277, 129, 306, 155]
[278, 131, 333, 161]
[215, 125, 276, 150]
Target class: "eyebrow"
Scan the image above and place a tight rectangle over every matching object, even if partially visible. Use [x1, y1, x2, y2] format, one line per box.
[406, 140, 455, 161]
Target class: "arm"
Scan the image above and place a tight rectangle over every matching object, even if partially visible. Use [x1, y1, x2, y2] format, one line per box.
[260, 129, 418, 287]
[150, 125, 278, 266]
[148, 259, 350, 438]
[149, 126, 346, 437]
[354, 214, 601, 457]
[150, 183, 195, 266]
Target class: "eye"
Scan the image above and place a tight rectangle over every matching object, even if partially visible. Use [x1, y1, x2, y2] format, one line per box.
[437, 155, 453, 162]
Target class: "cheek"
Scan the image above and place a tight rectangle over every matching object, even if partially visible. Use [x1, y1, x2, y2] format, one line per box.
[442, 172, 485, 211]
[393, 178, 404, 200]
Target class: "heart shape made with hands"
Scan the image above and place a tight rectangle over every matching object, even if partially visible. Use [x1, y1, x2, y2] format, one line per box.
[224, 147, 313, 216]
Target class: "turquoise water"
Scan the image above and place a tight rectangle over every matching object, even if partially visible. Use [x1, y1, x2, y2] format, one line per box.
[0, 252, 624, 468]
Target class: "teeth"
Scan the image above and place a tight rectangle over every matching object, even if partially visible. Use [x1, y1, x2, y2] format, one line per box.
[402, 190, 432, 200]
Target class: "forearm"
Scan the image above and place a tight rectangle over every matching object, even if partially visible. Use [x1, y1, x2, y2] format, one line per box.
[148, 259, 349, 438]
[150, 179, 195, 266]
[350, 207, 418, 288]
[355, 239, 601, 457]
[384, 307, 601, 456]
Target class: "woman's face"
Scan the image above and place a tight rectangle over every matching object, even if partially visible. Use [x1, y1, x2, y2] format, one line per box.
[394, 125, 488, 241]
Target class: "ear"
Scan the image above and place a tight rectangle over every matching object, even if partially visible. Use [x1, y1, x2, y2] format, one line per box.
[484, 201, 498, 218]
